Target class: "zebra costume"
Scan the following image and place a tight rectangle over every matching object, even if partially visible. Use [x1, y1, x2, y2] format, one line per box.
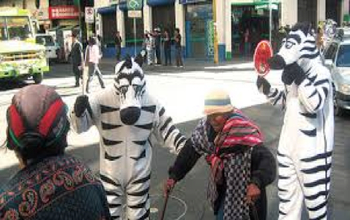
[70, 54, 186, 219]
[257, 22, 334, 220]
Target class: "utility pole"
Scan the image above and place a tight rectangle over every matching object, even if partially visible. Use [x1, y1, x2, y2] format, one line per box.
[213, 0, 218, 64]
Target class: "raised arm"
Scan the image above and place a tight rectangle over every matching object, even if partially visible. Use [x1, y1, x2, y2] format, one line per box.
[257, 76, 286, 107]
[154, 104, 186, 154]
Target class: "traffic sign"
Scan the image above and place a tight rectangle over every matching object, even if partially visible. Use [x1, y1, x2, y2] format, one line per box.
[127, 0, 142, 10]
[128, 10, 142, 18]
[85, 7, 94, 23]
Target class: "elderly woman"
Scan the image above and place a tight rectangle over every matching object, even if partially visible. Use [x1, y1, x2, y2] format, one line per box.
[0, 85, 111, 220]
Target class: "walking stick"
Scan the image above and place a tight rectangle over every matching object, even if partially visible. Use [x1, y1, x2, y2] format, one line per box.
[160, 190, 170, 220]
[249, 203, 259, 220]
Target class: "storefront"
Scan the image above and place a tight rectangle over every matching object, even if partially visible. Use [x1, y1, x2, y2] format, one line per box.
[148, 0, 175, 34]
[48, 5, 79, 27]
[97, 5, 117, 47]
[182, 0, 213, 59]
[230, 0, 280, 57]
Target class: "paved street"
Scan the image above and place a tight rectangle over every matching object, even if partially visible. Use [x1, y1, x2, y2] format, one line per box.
[0, 59, 349, 219]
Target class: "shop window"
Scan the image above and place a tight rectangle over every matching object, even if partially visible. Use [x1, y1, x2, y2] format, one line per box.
[152, 5, 175, 35]
[102, 13, 117, 46]
[124, 11, 144, 46]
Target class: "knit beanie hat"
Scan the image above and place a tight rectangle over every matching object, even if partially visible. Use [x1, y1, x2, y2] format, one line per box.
[6, 85, 69, 155]
[203, 90, 234, 115]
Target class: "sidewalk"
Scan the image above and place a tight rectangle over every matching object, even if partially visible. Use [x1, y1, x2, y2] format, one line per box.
[99, 56, 255, 74]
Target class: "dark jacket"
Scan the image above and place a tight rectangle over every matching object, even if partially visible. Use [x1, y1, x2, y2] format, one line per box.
[0, 155, 111, 220]
[169, 126, 276, 220]
[71, 40, 83, 65]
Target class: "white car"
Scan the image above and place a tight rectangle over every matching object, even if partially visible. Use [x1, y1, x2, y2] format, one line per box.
[323, 37, 350, 116]
[36, 34, 59, 62]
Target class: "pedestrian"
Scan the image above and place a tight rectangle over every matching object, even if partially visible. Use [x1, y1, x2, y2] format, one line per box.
[164, 89, 276, 220]
[97, 34, 103, 56]
[115, 31, 122, 62]
[70, 32, 84, 87]
[145, 31, 155, 65]
[174, 28, 183, 67]
[154, 27, 162, 65]
[316, 26, 324, 51]
[0, 85, 111, 220]
[163, 28, 172, 66]
[257, 22, 334, 220]
[70, 53, 186, 219]
[85, 36, 105, 93]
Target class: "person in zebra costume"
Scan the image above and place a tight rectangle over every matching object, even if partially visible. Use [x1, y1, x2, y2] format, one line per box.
[70, 52, 186, 219]
[256, 22, 334, 220]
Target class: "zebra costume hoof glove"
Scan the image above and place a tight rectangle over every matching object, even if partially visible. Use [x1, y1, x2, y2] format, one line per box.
[256, 77, 271, 96]
[281, 62, 306, 85]
[74, 95, 91, 117]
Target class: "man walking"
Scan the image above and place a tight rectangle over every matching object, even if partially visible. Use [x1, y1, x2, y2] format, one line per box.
[71, 32, 84, 87]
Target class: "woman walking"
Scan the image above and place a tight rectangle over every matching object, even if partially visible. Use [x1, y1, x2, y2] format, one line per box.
[85, 36, 105, 93]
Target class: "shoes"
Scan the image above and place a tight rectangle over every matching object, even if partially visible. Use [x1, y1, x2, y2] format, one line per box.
[74, 84, 79, 87]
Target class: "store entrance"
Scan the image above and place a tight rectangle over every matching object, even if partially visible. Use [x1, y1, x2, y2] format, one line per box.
[231, 4, 279, 57]
[185, 3, 213, 59]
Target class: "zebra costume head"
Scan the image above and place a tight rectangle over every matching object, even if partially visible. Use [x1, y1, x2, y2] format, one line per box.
[269, 22, 319, 70]
[114, 51, 146, 125]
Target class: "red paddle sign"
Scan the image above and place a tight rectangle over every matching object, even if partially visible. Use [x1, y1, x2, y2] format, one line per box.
[253, 40, 273, 77]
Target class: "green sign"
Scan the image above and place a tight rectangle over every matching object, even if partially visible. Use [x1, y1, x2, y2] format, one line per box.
[127, 0, 142, 10]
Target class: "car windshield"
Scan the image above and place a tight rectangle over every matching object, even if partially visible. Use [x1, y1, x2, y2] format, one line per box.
[336, 44, 350, 67]
[0, 16, 33, 40]
[36, 35, 55, 46]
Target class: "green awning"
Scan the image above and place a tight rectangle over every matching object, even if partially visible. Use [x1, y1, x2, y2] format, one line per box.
[232, 0, 280, 6]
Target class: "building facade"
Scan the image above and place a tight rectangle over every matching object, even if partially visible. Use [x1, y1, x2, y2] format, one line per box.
[94, 0, 349, 61]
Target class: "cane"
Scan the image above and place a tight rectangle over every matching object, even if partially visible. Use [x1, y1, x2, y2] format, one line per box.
[249, 203, 259, 220]
[160, 190, 170, 220]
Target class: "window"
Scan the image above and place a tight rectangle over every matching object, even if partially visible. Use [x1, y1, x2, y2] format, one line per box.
[0, 16, 33, 40]
[336, 44, 350, 67]
[324, 43, 337, 60]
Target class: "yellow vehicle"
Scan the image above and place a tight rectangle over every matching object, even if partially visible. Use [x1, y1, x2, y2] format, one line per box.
[0, 7, 49, 83]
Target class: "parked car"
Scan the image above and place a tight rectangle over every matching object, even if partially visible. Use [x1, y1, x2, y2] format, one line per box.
[36, 34, 59, 63]
[323, 37, 350, 116]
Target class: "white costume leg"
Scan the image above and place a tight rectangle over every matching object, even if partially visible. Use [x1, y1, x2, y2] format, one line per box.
[125, 148, 152, 220]
[297, 135, 331, 220]
[277, 150, 303, 220]
[100, 173, 124, 219]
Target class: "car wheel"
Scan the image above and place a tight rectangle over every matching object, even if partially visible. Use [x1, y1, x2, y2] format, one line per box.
[33, 73, 43, 84]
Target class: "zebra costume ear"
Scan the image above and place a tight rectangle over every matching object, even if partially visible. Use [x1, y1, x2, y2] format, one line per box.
[291, 22, 312, 36]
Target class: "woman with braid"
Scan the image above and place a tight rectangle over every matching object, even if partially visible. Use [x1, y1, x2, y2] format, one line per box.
[164, 90, 276, 220]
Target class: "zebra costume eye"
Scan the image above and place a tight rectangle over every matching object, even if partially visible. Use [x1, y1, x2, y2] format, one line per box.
[119, 85, 128, 95]
[285, 41, 296, 49]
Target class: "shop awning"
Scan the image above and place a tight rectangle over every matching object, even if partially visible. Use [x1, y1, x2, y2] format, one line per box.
[232, 0, 280, 6]
[179, 0, 208, 4]
[147, 0, 175, 6]
[97, 5, 116, 14]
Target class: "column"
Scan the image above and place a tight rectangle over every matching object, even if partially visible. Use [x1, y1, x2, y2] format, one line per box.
[143, 1, 152, 33]
[341, 0, 350, 24]
[317, 0, 326, 22]
[216, 0, 225, 62]
[225, 0, 232, 60]
[281, 0, 298, 27]
[117, 5, 125, 47]
[175, 0, 186, 50]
